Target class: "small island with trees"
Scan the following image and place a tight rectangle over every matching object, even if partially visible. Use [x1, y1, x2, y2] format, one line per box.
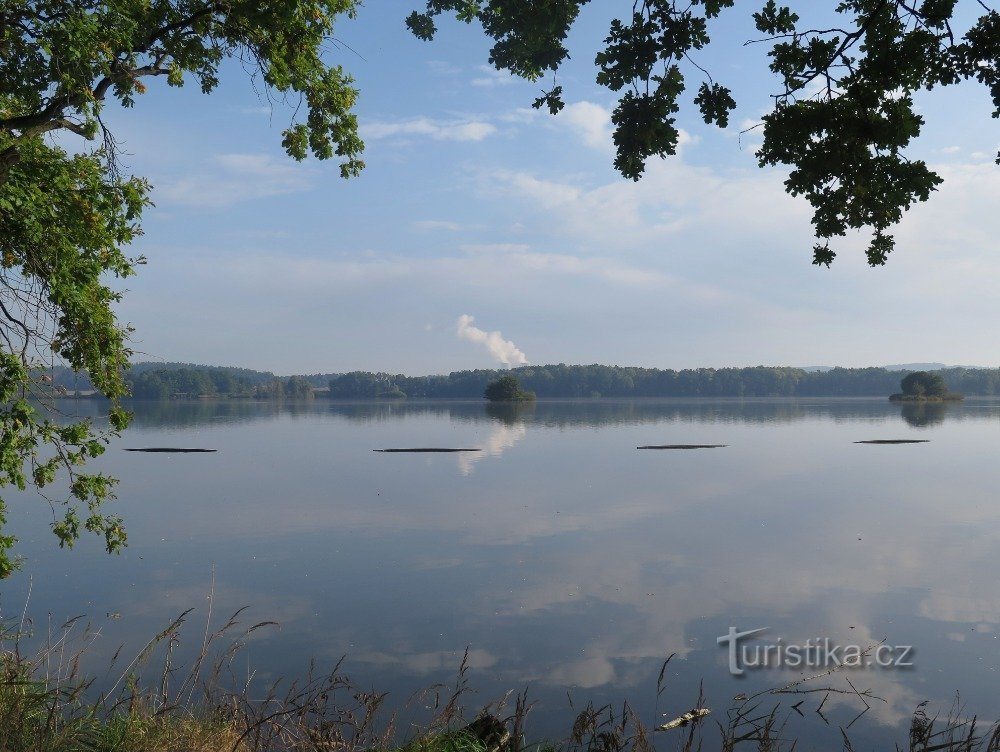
[890, 371, 964, 402]
[483, 375, 536, 402]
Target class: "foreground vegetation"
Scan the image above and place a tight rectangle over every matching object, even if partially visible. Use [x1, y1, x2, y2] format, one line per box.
[2, 611, 999, 752]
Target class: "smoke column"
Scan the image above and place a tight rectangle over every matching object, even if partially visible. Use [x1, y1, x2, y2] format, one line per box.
[456, 315, 528, 366]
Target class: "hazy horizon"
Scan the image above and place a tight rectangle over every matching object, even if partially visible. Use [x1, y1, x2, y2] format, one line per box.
[119, 358, 991, 379]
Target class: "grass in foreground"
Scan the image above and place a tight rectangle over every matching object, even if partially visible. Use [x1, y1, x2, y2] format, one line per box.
[1, 612, 999, 752]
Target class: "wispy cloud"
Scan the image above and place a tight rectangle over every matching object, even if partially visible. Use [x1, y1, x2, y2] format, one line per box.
[412, 219, 462, 232]
[195, 245, 674, 296]
[498, 108, 540, 124]
[157, 153, 312, 207]
[427, 59, 461, 75]
[363, 117, 497, 142]
[483, 147, 796, 254]
[471, 65, 517, 88]
[491, 170, 582, 207]
[459, 242, 531, 254]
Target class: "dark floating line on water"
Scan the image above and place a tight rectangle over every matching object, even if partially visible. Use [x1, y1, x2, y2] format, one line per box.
[374, 448, 482, 453]
[123, 448, 218, 453]
[637, 444, 728, 450]
[854, 439, 930, 445]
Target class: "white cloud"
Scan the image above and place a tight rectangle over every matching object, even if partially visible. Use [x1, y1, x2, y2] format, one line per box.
[675, 128, 697, 151]
[471, 65, 517, 88]
[942, 145, 961, 154]
[157, 153, 312, 207]
[484, 154, 786, 253]
[443, 121, 497, 140]
[190, 245, 677, 297]
[482, 248, 673, 290]
[456, 314, 528, 366]
[557, 101, 613, 149]
[412, 220, 462, 232]
[491, 170, 582, 207]
[499, 107, 540, 124]
[426, 59, 460, 75]
[459, 242, 531, 254]
[532, 99, 698, 155]
[362, 117, 497, 142]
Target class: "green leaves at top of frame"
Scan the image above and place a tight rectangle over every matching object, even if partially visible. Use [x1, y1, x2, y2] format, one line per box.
[753, 1, 799, 35]
[408, 0, 587, 79]
[0, 0, 365, 175]
[406, 0, 1000, 266]
[759, 92, 941, 266]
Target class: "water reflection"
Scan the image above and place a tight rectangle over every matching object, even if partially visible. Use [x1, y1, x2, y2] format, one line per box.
[483, 401, 535, 426]
[898, 401, 951, 427]
[61, 395, 1000, 430]
[457, 414, 527, 475]
[4, 397, 1000, 748]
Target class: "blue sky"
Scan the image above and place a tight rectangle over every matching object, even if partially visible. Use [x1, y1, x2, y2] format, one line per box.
[96, 2, 1000, 375]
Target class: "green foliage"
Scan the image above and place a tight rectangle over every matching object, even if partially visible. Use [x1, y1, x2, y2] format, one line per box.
[483, 374, 535, 402]
[0, 0, 365, 179]
[0, 620, 251, 752]
[283, 375, 317, 400]
[900, 370, 948, 397]
[256, 375, 317, 400]
[408, 0, 1000, 265]
[328, 371, 414, 399]
[0, 0, 367, 574]
[125, 367, 324, 399]
[128, 367, 258, 399]
[397, 730, 490, 752]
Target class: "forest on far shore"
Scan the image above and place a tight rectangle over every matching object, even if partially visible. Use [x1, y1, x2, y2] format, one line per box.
[324, 365, 998, 399]
[33, 362, 1000, 400]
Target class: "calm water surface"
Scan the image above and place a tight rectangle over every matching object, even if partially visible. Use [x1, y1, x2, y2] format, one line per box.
[3, 397, 1000, 748]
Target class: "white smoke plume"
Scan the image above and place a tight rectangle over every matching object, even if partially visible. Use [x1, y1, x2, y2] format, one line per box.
[456, 314, 528, 366]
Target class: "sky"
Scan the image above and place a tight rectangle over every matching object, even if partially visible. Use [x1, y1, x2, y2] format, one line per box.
[91, 1, 1000, 375]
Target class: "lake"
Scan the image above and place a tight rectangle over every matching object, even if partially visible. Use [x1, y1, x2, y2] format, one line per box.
[3, 397, 999, 748]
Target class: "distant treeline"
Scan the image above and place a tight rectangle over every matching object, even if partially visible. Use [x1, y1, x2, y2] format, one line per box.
[43, 362, 277, 393]
[127, 369, 314, 400]
[327, 365, 1000, 399]
[35, 362, 1000, 400]
[42, 363, 314, 400]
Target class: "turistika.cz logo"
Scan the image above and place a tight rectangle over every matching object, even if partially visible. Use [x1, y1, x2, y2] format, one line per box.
[717, 627, 915, 676]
